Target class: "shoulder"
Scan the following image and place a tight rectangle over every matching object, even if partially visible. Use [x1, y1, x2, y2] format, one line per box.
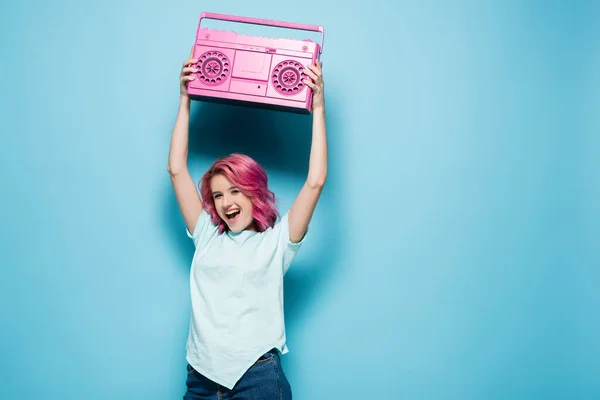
[259, 212, 306, 247]
[187, 208, 220, 248]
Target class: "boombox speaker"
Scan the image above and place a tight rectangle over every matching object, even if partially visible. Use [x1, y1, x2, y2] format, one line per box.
[187, 12, 324, 114]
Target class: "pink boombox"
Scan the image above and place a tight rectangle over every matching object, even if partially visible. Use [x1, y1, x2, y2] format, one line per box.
[187, 12, 324, 114]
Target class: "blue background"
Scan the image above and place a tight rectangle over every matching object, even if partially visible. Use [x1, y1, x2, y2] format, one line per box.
[1, 0, 598, 399]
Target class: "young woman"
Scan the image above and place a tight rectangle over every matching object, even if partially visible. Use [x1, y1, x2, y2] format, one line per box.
[168, 51, 327, 400]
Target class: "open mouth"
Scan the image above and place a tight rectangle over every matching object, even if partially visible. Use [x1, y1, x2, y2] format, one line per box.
[225, 209, 241, 221]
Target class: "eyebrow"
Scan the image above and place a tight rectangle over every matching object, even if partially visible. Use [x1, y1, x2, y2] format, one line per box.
[212, 186, 238, 196]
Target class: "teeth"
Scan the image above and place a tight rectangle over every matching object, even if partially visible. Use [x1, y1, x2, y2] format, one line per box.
[225, 209, 240, 218]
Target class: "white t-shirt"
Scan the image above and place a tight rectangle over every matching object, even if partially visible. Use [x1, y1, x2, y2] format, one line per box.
[184, 208, 305, 389]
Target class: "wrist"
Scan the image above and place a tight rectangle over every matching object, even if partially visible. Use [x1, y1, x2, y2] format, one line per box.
[179, 94, 191, 107]
[312, 105, 325, 115]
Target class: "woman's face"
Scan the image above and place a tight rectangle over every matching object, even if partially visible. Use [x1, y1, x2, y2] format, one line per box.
[210, 173, 256, 232]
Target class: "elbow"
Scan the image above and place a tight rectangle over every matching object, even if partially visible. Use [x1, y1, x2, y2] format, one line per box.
[168, 152, 189, 177]
[167, 163, 185, 177]
[306, 175, 326, 190]
[167, 164, 176, 177]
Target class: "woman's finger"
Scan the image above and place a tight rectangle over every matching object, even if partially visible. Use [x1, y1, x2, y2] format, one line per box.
[303, 79, 316, 90]
[181, 75, 195, 83]
[182, 58, 197, 68]
[303, 67, 318, 81]
[307, 63, 322, 77]
[181, 66, 198, 76]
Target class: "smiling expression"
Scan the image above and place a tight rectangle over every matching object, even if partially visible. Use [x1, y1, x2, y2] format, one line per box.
[210, 173, 256, 232]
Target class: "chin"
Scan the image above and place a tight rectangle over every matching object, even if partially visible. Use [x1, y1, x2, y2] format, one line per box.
[220, 211, 254, 232]
[224, 219, 247, 232]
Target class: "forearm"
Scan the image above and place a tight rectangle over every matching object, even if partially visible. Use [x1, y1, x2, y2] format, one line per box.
[167, 95, 191, 176]
[306, 106, 328, 188]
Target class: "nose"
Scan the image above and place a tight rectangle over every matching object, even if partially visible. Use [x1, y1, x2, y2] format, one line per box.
[222, 193, 233, 208]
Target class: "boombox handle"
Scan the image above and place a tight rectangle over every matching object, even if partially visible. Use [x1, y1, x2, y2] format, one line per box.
[198, 12, 325, 53]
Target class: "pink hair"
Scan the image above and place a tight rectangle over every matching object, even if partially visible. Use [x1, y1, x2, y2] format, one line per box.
[199, 153, 279, 234]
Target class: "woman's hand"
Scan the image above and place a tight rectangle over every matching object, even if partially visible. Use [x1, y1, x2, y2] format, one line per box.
[303, 60, 325, 111]
[180, 51, 198, 97]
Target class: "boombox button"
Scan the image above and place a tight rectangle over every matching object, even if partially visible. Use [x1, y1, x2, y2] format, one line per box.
[266, 48, 276, 53]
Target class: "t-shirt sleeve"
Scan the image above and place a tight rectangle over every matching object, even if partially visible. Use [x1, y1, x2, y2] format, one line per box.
[276, 212, 307, 275]
[186, 208, 218, 249]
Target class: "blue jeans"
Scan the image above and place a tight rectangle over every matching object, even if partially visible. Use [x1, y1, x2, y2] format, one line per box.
[183, 349, 292, 399]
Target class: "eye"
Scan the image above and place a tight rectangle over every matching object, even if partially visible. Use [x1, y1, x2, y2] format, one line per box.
[231, 189, 239, 195]
[213, 194, 222, 199]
